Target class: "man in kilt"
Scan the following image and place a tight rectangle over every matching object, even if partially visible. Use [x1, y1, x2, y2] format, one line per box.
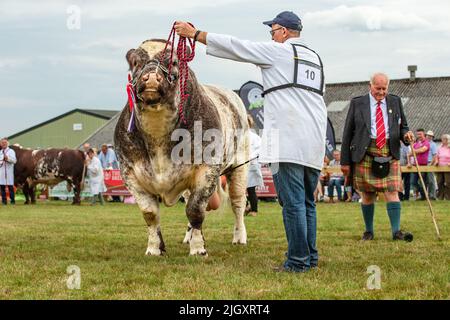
[341, 73, 414, 241]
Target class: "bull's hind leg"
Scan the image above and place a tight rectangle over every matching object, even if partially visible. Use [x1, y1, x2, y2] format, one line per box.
[227, 166, 248, 245]
[182, 223, 193, 244]
[128, 183, 165, 256]
[181, 190, 192, 244]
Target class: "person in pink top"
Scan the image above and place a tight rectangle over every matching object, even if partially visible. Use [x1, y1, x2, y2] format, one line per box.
[409, 129, 430, 200]
[432, 134, 450, 200]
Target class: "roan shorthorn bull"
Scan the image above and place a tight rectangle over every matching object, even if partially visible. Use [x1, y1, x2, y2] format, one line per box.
[114, 39, 249, 256]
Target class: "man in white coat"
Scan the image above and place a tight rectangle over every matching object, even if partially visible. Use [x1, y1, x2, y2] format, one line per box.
[175, 11, 327, 272]
[86, 148, 107, 205]
[0, 138, 17, 205]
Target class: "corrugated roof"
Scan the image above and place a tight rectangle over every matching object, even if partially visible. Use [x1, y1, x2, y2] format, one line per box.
[8, 108, 119, 139]
[325, 76, 450, 143]
[81, 109, 120, 119]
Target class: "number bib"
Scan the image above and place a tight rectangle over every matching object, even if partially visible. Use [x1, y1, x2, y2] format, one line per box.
[295, 59, 323, 93]
[262, 43, 324, 97]
[292, 44, 324, 95]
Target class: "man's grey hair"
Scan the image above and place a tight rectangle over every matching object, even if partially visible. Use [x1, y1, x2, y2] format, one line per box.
[287, 28, 300, 37]
[370, 73, 390, 85]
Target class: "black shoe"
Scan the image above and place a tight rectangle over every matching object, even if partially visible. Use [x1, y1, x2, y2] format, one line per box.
[272, 265, 309, 273]
[393, 230, 413, 242]
[362, 231, 374, 241]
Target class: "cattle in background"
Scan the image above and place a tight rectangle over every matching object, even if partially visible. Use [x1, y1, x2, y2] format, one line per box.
[115, 39, 249, 257]
[11, 145, 86, 204]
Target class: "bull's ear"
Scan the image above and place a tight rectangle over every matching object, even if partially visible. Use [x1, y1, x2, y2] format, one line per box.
[126, 49, 140, 71]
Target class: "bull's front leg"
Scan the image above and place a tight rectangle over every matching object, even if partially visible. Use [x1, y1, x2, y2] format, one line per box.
[71, 178, 81, 205]
[185, 168, 218, 256]
[127, 181, 165, 256]
[185, 193, 208, 256]
[22, 183, 31, 205]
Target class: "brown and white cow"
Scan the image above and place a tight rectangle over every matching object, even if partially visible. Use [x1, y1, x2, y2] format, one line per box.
[11, 145, 86, 205]
[114, 39, 249, 256]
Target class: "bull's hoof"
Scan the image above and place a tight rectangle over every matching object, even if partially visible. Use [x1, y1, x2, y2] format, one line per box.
[24, 201, 30, 205]
[232, 228, 247, 245]
[71, 202, 81, 206]
[189, 248, 208, 257]
[145, 247, 165, 256]
[189, 228, 207, 256]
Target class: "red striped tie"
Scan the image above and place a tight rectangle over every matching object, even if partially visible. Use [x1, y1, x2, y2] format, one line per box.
[376, 101, 386, 149]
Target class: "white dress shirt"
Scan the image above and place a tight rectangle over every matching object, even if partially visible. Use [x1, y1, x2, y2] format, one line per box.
[206, 33, 327, 170]
[369, 93, 389, 139]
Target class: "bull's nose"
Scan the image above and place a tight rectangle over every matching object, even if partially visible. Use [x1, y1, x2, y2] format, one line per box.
[142, 72, 163, 87]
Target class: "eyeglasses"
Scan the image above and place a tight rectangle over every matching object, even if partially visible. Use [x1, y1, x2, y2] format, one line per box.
[270, 27, 284, 36]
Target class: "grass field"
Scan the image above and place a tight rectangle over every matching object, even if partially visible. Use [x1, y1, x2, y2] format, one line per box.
[0, 199, 448, 300]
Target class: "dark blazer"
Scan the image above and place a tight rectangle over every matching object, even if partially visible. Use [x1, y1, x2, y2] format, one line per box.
[341, 94, 410, 165]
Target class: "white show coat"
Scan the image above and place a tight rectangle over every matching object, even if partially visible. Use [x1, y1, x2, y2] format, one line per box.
[87, 156, 107, 195]
[248, 130, 263, 188]
[0, 147, 17, 186]
[206, 33, 327, 170]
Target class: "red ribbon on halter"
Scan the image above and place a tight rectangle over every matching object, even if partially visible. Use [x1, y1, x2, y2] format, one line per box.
[126, 72, 136, 132]
[160, 22, 196, 124]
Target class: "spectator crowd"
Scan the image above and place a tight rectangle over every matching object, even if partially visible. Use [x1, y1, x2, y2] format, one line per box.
[316, 129, 450, 203]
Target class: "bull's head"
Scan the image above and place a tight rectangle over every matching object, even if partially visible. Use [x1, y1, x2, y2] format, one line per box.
[126, 39, 180, 112]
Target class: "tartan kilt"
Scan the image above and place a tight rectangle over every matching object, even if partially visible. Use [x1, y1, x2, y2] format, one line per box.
[354, 139, 402, 193]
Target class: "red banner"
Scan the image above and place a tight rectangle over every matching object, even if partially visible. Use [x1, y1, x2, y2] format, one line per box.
[255, 165, 277, 198]
[103, 169, 131, 196]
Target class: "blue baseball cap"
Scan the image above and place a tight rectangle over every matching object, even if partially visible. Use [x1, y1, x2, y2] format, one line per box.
[263, 11, 303, 31]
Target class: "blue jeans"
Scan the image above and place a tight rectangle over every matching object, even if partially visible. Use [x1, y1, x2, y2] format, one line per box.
[412, 172, 428, 199]
[271, 162, 320, 272]
[328, 177, 343, 200]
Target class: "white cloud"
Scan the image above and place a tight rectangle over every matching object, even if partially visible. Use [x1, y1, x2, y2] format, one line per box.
[0, 97, 48, 109]
[39, 54, 123, 72]
[0, 58, 31, 69]
[304, 5, 431, 32]
[69, 39, 129, 52]
[0, 0, 248, 20]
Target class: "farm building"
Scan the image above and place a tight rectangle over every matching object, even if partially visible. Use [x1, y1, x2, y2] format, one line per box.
[8, 109, 119, 149]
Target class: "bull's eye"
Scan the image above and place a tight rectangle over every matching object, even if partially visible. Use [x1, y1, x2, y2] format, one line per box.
[172, 60, 178, 66]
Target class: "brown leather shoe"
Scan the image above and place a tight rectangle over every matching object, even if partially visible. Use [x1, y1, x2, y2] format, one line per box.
[362, 231, 374, 240]
[393, 230, 413, 242]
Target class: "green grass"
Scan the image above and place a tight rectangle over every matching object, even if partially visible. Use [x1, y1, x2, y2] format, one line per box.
[0, 200, 449, 299]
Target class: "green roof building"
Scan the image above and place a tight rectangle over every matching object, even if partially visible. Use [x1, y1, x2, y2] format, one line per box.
[9, 109, 119, 149]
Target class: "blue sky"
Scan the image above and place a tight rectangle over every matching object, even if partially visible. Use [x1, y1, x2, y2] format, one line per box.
[1, 0, 450, 137]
